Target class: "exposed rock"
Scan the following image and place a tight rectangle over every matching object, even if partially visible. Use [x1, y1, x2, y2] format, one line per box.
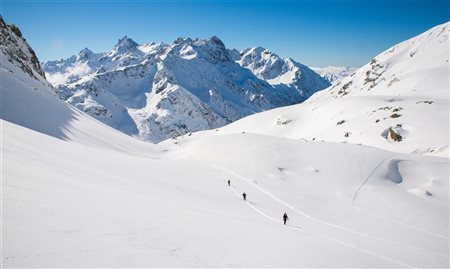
[0, 16, 46, 80]
[388, 127, 403, 142]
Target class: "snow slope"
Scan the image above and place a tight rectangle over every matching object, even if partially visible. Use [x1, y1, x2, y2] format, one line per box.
[43, 37, 329, 143]
[311, 66, 359, 84]
[2, 18, 448, 268]
[219, 22, 450, 156]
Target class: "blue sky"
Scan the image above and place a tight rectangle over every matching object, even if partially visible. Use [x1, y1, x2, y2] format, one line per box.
[1, 0, 449, 67]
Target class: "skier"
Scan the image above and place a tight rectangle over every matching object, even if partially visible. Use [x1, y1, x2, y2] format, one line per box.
[227, 180, 230, 186]
[283, 213, 289, 225]
[242, 192, 247, 201]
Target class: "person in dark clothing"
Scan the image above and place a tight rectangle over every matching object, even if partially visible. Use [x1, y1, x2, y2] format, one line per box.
[242, 192, 247, 201]
[283, 213, 289, 225]
[227, 180, 230, 186]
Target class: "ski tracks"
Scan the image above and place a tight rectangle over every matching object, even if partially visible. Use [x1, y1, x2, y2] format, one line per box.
[242, 157, 444, 255]
[351, 154, 449, 241]
[351, 154, 395, 207]
[182, 147, 449, 268]
[216, 169, 417, 268]
[216, 160, 447, 256]
[3, 245, 123, 264]
[353, 206, 450, 240]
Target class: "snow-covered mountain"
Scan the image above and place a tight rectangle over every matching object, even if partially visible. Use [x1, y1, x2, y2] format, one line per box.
[311, 66, 359, 84]
[234, 47, 330, 98]
[2, 18, 449, 268]
[219, 22, 449, 157]
[43, 37, 329, 143]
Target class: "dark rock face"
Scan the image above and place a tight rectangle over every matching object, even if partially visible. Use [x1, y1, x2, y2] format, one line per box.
[0, 16, 46, 80]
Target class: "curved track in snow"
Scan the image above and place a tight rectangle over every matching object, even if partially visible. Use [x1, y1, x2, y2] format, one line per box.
[352, 154, 449, 240]
[183, 146, 448, 268]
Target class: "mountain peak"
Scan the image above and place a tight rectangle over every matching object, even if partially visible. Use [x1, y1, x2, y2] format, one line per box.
[241, 46, 278, 60]
[77, 47, 94, 60]
[208, 35, 225, 46]
[114, 36, 138, 52]
[172, 37, 194, 46]
[239, 46, 281, 65]
[252, 46, 268, 53]
[79, 47, 92, 53]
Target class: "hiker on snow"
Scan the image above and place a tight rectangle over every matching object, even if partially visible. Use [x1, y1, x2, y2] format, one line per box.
[227, 180, 230, 186]
[242, 192, 247, 201]
[283, 213, 289, 225]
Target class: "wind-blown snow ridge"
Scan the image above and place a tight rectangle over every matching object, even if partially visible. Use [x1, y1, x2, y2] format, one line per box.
[43, 36, 329, 143]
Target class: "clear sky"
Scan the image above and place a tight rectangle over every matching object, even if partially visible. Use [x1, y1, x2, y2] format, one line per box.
[1, 0, 449, 67]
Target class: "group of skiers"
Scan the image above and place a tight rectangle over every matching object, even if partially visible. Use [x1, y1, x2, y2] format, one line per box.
[227, 179, 289, 225]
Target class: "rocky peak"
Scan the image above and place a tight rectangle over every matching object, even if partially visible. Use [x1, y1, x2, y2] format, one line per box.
[251, 46, 269, 54]
[238, 46, 287, 79]
[239, 46, 283, 67]
[77, 47, 94, 61]
[166, 36, 231, 64]
[114, 36, 139, 53]
[208, 35, 226, 48]
[197, 36, 231, 64]
[243, 46, 276, 57]
[174, 37, 193, 45]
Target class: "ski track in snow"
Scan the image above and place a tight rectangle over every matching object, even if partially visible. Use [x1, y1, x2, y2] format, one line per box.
[3, 245, 124, 262]
[182, 148, 418, 268]
[215, 168, 417, 268]
[352, 154, 450, 241]
[353, 206, 450, 241]
[182, 145, 449, 267]
[216, 160, 448, 259]
[351, 154, 396, 207]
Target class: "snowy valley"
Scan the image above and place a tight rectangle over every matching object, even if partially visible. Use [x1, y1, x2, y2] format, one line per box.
[1, 16, 449, 268]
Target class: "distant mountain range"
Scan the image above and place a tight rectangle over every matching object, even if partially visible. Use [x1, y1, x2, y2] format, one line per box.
[311, 66, 359, 84]
[43, 37, 330, 143]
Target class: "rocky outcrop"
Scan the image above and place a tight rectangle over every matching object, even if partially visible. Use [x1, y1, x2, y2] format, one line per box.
[0, 16, 46, 80]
